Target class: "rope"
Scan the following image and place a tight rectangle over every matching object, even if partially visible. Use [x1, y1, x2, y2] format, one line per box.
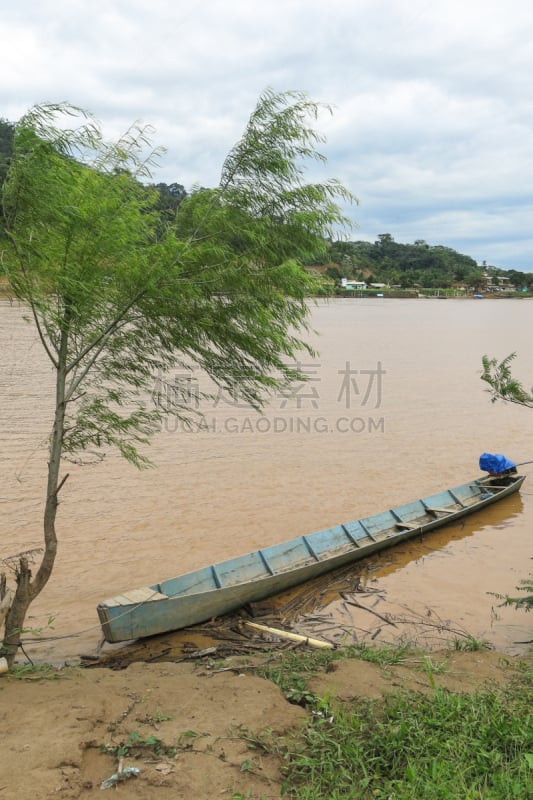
[19, 589, 164, 644]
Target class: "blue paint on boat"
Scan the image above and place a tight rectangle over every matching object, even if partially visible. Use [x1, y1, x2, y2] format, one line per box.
[97, 473, 525, 643]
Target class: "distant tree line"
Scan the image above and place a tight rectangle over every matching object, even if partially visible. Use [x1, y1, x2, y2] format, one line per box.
[151, 181, 188, 224]
[0, 118, 14, 242]
[0, 117, 189, 264]
[0, 118, 13, 187]
[1, 117, 188, 217]
[319, 234, 533, 291]
[1, 118, 530, 289]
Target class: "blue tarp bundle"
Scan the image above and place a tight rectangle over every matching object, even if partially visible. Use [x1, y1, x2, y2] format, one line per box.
[479, 453, 516, 474]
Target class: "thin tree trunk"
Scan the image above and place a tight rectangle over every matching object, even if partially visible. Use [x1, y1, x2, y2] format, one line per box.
[1, 306, 70, 668]
[2, 558, 33, 665]
[0, 573, 12, 631]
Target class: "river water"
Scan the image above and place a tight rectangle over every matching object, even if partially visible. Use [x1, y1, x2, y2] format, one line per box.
[2, 297, 533, 663]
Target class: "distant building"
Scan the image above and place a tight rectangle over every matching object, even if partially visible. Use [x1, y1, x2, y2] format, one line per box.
[481, 273, 515, 292]
[340, 278, 367, 290]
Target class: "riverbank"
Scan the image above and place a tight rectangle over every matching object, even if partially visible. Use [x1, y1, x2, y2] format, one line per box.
[334, 289, 533, 298]
[1, 643, 531, 799]
[2, 277, 531, 301]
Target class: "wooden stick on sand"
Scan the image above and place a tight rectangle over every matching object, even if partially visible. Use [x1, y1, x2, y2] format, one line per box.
[245, 621, 334, 649]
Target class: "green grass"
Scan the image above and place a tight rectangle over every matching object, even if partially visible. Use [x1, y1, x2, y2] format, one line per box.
[8, 663, 63, 680]
[250, 646, 533, 799]
[451, 636, 490, 652]
[279, 679, 533, 799]
[256, 643, 410, 704]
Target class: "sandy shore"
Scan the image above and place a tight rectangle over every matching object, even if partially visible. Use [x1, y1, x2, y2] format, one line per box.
[0, 647, 525, 799]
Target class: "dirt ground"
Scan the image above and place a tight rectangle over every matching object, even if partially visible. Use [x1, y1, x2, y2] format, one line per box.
[0, 647, 526, 800]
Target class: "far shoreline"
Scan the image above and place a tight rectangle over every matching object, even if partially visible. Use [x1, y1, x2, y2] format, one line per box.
[330, 291, 533, 300]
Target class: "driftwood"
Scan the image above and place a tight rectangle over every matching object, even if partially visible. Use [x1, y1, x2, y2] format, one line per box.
[341, 594, 398, 628]
[245, 621, 334, 649]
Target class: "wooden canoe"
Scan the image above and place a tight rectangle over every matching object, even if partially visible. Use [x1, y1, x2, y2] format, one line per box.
[97, 472, 525, 643]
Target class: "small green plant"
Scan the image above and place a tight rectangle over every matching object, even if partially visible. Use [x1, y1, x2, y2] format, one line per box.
[9, 663, 61, 680]
[176, 730, 210, 749]
[231, 725, 274, 755]
[352, 642, 411, 666]
[492, 574, 533, 612]
[481, 352, 533, 408]
[205, 657, 227, 670]
[286, 685, 318, 707]
[451, 635, 490, 652]
[136, 709, 173, 726]
[106, 697, 142, 733]
[101, 730, 173, 759]
[10, 615, 56, 637]
[420, 655, 449, 688]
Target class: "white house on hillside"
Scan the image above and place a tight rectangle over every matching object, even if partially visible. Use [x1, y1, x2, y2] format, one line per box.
[340, 278, 367, 290]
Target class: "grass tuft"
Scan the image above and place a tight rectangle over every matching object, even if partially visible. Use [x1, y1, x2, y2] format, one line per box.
[9, 663, 63, 680]
[451, 636, 491, 652]
[256, 643, 410, 705]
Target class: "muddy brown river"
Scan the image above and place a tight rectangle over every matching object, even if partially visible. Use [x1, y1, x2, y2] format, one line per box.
[2, 297, 533, 663]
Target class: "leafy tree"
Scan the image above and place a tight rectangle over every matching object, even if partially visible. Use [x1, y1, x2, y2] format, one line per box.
[0, 118, 14, 257]
[464, 267, 485, 291]
[506, 269, 532, 291]
[493, 576, 533, 612]
[482, 353, 533, 614]
[481, 353, 533, 408]
[325, 264, 343, 282]
[0, 90, 355, 667]
[317, 234, 488, 290]
[152, 181, 188, 227]
[0, 118, 14, 188]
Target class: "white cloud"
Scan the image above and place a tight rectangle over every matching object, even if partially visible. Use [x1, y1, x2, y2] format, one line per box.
[2, 0, 533, 269]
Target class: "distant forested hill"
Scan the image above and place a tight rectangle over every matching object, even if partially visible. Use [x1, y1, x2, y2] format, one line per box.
[0, 118, 529, 288]
[316, 234, 531, 290]
[0, 119, 14, 263]
[0, 118, 14, 189]
[0, 119, 187, 272]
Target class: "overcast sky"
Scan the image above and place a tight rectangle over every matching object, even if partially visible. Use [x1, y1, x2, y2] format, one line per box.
[3, 0, 533, 271]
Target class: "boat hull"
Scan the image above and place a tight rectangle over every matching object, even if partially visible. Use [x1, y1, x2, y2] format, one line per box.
[97, 474, 525, 642]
